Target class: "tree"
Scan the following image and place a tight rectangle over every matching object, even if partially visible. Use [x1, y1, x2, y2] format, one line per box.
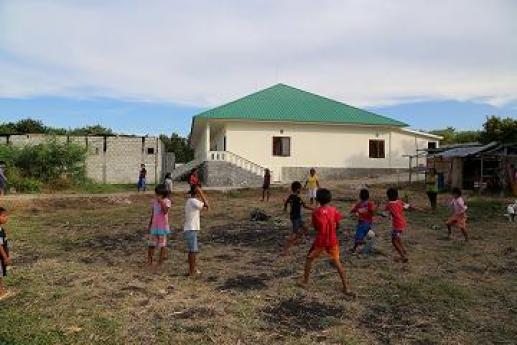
[0, 118, 52, 135]
[0, 119, 114, 136]
[69, 125, 114, 136]
[429, 127, 481, 145]
[479, 116, 517, 144]
[160, 133, 194, 163]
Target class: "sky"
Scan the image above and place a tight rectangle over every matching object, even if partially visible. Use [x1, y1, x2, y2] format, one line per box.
[0, 0, 516, 136]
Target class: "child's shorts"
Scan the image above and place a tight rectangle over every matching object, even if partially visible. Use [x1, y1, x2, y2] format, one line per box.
[391, 229, 403, 239]
[308, 188, 318, 199]
[148, 235, 167, 248]
[184, 230, 199, 253]
[447, 213, 467, 229]
[307, 245, 340, 261]
[137, 178, 146, 189]
[291, 218, 305, 233]
[355, 222, 372, 243]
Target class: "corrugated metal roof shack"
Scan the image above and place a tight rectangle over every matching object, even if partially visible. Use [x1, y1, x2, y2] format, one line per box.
[426, 142, 517, 193]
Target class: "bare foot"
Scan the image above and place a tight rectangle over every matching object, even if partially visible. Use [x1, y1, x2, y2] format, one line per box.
[401, 257, 409, 263]
[343, 289, 357, 297]
[297, 280, 308, 289]
[0, 289, 14, 301]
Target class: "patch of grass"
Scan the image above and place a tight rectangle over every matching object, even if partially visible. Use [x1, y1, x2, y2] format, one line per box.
[2, 185, 516, 344]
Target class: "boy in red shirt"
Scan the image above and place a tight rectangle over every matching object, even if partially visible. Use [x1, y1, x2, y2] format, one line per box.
[350, 188, 376, 254]
[384, 187, 410, 263]
[300, 188, 353, 295]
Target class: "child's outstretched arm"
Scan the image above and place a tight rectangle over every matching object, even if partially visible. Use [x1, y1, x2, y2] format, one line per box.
[302, 202, 314, 211]
[197, 187, 210, 209]
[405, 203, 422, 212]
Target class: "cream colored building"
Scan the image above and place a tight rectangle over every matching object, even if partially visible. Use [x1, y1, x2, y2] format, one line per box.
[183, 84, 440, 185]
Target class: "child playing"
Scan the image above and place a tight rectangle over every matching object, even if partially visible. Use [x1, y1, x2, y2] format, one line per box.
[262, 169, 271, 202]
[146, 184, 172, 267]
[385, 187, 410, 263]
[184, 185, 209, 276]
[282, 181, 313, 256]
[447, 187, 468, 241]
[304, 168, 320, 205]
[350, 188, 376, 254]
[0, 207, 12, 300]
[138, 164, 147, 192]
[300, 188, 354, 296]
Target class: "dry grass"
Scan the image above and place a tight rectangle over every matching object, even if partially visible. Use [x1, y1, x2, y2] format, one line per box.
[1, 184, 516, 345]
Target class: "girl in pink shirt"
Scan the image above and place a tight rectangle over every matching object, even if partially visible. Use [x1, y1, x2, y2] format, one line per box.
[146, 184, 172, 267]
[446, 187, 468, 241]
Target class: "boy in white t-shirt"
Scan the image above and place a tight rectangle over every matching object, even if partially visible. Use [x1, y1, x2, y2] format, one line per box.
[184, 186, 209, 276]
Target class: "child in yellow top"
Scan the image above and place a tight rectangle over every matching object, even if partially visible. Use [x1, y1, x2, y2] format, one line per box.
[304, 168, 320, 205]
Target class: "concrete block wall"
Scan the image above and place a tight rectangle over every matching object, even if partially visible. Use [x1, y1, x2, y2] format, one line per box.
[0, 134, 164, 184]
[282, 166, 407, 183]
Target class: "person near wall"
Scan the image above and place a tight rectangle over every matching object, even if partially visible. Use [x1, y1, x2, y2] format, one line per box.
[304, 168, 320, 205]
[425, 168, 439, 210]
[262, 168, 271, 202]
[0, 163, 7, 196]
[137, 164, 147, 192]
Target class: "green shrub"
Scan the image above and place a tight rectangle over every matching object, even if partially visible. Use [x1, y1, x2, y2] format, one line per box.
[5, 167, 42, 193]
[0, 138, 87, 192]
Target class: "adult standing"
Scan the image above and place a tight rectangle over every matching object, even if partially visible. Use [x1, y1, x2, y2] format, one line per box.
[426, 168, 438, 210]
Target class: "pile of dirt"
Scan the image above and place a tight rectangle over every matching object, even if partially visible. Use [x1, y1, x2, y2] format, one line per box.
[79, 231, 145, 252]
[205, 220, 283, 249]
[220, 275, 268, 291]
[262, 296, 345, 334]
[250, 208, 271, 221]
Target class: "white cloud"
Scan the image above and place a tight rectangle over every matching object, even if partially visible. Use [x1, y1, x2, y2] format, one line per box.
[0, 0, 516, 107]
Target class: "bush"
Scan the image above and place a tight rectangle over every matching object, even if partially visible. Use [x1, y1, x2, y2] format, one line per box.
[5, 167, 42, 193]
[0, 138, 87, 192]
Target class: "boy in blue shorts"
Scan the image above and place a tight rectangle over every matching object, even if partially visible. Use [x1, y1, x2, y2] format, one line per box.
[184, 186, 209, 276]
[350, 189, 376, 254]
[282, 181, 313, 256]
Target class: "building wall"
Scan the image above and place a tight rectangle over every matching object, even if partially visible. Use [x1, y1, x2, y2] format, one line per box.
[220, 120, 438, 181]
[0, 134, 164, 184]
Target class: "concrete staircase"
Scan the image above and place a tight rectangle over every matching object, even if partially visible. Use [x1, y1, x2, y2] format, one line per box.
[171, 151, 267, 187]
[170, 158, 203, 181]
[172, 151, 266, 187]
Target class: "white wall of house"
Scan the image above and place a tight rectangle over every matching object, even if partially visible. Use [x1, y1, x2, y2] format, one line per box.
[203, 120, 439, 181]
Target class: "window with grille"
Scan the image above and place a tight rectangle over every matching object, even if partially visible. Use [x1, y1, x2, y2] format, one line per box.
[369, 140, 385, 158]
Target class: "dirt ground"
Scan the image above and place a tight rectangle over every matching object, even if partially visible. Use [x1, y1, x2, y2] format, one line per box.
[0, 182, 516, 345]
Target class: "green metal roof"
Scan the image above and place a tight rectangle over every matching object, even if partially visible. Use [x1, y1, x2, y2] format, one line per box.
[194, 84, 407, 127]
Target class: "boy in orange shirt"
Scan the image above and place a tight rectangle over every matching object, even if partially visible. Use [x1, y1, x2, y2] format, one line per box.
[300, 188, 353, 295]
